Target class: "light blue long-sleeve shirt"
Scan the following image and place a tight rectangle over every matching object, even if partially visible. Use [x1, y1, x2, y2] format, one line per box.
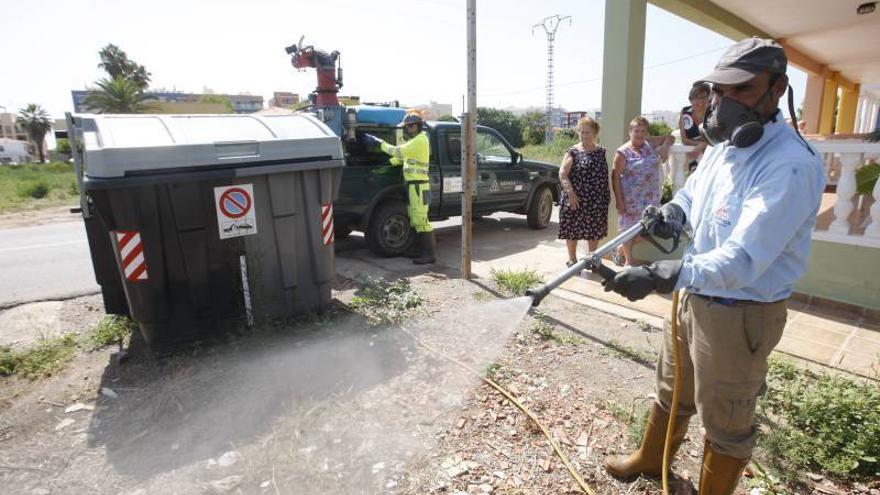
[671, 112, 825, 302]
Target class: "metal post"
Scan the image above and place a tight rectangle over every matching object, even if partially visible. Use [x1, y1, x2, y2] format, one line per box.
[462, 0, 477, 279]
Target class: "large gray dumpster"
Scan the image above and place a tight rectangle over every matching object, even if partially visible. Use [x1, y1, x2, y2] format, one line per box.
[68, 113, 345, 349]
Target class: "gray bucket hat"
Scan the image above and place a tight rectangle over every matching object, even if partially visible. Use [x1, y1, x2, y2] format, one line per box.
[698, 37, 787, 85]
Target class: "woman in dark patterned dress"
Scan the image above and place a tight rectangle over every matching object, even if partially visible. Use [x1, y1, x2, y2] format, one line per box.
[558, 116, 610, 267]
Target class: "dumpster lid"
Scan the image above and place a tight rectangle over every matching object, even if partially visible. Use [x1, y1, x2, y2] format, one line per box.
[76, 113, 344, 179]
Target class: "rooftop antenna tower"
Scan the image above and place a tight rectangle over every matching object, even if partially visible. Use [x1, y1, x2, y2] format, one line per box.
[532, 14, 571, 143]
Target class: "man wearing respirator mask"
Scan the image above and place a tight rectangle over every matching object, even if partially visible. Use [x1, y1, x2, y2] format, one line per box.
[601, 38, 824, 494]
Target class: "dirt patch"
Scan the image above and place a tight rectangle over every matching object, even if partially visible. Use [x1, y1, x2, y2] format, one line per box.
[0, 205, 80, 229]
[0, 294, 104, 349]
[1, 274, 836, 494]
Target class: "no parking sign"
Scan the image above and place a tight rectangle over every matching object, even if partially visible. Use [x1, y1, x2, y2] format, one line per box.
[215, 184, 258, 239]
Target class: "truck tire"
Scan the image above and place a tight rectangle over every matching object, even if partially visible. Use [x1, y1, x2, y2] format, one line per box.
[335, 224, 352, 239]
[366, 199, 415, 257]
[527, 185, 554, 230]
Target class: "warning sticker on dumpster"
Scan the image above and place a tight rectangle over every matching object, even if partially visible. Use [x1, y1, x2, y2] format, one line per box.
[215, 184, 257, 239]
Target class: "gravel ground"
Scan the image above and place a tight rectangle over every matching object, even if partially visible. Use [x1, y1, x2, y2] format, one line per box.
[1, 274, 867, 494]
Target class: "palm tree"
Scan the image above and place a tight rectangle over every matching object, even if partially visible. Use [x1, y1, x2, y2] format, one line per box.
[84, 77, 157, 114]
[16, 104, 53, 163]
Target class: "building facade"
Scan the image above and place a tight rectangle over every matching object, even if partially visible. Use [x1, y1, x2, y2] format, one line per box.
[72, 90, 264, 114]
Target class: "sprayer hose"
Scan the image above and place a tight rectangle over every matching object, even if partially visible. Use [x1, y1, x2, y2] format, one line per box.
[397, 326, 597, 495]
[661, 289, 682, 495]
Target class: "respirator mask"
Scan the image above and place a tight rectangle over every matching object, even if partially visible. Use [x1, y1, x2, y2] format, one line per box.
[699, 75, 779, 148]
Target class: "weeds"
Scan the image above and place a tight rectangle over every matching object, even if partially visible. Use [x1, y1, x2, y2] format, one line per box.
[603, 399, 649, 446]
[0, 162, 77, 213]
[20, 180, 50, 199]
[471, 291, 494, 302]
[530, 317, 583, 346]
[485, 362, 502, 381]
[87, 315, 135, 350]
[0, 316, 137, 378]
[757, 357, 880, 481]
[490, 268, 542, 296]
[746, 460, 792, 495]
[0, 334, 78, 378]
[349, 276, 423, 324]
[601, 339, 658, 364]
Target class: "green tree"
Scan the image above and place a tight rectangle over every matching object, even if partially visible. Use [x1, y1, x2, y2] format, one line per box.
[519, 111, 546, 146]
[84, 77, 157, 114]
[476, 107, 523, 147]
[199, 94, 234, 113]
[55, 138, 71, 158]
[16, 104, 53, 163]
[98, 44, 151, 90]
[648, 121, 673, 136]
[438, 114, 458, 122]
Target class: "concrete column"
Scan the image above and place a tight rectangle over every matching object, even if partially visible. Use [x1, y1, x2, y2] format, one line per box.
[835, 83, 860, 134]
[601, 0, 647, 236]
[818, 73, 839, 135]
[855, 96, 866, 133]
[873, 102, 880, 132]
[802, 73, 824, 134]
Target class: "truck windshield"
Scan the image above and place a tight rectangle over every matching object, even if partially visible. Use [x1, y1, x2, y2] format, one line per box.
[476, 131, 511, 163]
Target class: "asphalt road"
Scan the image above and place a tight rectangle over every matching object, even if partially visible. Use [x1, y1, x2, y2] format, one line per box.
[0, 221, 99, 308]
[0, 210, 565, 309]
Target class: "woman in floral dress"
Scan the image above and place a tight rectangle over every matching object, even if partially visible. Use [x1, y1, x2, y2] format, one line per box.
[558, 117, 609, 267]
[611, 116, 673, 266]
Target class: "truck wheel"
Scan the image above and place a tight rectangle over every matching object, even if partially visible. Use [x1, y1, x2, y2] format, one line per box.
[366, 200, 415, 257]
[335, 224, 352, 239]
[527, 185, 553, 230]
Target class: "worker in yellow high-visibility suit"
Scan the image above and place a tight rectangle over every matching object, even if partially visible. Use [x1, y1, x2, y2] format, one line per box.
[363, 112, 435, 264]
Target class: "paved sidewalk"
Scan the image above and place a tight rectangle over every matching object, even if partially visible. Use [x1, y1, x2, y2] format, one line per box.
[336, 211, 880, 379]
[554, 271, 880, 379]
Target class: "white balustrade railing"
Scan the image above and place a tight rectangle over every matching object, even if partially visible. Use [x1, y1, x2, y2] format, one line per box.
[662, 141, 880, 248]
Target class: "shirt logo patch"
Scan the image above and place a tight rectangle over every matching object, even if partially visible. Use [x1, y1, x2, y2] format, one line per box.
[714, 203, 731, 227]
[682, 114, 694, 129]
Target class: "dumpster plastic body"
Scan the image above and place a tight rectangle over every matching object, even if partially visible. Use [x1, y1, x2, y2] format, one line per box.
[70, 113, 344, 349]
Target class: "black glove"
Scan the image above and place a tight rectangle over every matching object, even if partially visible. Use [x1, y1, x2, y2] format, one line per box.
[647, 203, 686, 240]
[602, 265, 654, 302]
[602, 259, 683, 301]
[361, 133, 381, 148]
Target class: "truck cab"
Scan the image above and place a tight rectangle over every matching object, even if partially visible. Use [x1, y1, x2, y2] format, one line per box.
[334, 107, 560, 256]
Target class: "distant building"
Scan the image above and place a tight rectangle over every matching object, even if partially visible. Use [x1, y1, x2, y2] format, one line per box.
[563, 110, 601, 128]
[404, 101, 455, 120]
[338, 95, 361, 106]
[0, 112, 28, 141]
[0, 112, 47, 160]
[645, 110, 680, 129]
[72, 90, 264, 114]
[229, 94, 263, 113]
[0, 138, 30, 164]
[270, 92, 300, 108]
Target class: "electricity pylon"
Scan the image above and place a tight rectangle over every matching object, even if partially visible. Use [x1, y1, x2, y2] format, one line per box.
[532, 14, 571, 143]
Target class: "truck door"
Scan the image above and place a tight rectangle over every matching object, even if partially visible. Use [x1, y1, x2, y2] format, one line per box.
[437, 128, 463, 216]
[476, 128, 530, 211]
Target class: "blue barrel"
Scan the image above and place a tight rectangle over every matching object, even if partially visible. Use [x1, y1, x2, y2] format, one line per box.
[353, 105, 406, 126]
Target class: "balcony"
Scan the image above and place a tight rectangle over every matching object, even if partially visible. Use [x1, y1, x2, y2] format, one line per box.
[662, 140, 880, 311]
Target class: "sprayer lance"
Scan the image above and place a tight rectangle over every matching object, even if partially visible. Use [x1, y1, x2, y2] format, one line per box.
[526, 206, 681, 307]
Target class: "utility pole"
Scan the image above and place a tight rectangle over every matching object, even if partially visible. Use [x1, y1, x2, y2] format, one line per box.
[462, 0, 477, 279]
[532, 14, 571, 144]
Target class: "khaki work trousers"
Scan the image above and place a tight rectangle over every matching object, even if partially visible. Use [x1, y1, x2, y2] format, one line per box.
[655, 291, 787, 459]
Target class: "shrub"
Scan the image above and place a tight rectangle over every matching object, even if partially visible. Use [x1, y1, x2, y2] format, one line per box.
[758, 358, 880, 480]
[21, 181, 50, 199]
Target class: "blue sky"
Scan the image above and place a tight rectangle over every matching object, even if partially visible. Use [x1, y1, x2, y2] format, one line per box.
[1, 0, 805, 120]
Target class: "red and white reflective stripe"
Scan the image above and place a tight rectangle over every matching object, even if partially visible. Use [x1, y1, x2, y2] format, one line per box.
[115, 231, 148, 282]
[321, 203, 334, 246]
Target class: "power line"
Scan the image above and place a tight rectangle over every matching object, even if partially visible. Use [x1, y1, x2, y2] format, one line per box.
[479, 44, 728, 99]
